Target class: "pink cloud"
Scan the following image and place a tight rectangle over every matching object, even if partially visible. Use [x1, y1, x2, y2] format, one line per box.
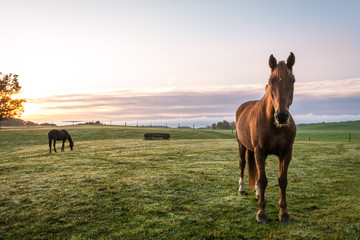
[23, 78, 360, 125]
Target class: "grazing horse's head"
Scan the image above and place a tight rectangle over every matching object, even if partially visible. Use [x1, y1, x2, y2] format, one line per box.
[268, 52, 295, 126]
[70, 141, 74, 150]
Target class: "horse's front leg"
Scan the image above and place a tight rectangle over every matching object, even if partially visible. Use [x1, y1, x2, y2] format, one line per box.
[61, 140, 65, 152]
[254, 147, 268, 223]
[278, 148, 292, 223]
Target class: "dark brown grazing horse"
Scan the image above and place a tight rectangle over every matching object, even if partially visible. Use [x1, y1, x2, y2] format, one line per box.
[236, 52, 296, 223]
[48, 129, 74, 153]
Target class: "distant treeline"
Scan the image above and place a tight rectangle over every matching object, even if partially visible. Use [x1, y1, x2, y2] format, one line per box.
[0, 119, 237, 130]
[0, 120, 106, 127]
[206, 120, 236, 130]
[78, 121, 103, 125]
[0, 119, 53, 127]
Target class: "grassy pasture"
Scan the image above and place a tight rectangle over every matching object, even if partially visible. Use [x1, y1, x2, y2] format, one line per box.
[295, 121, 360, 142]
[0, 123, 359, 239]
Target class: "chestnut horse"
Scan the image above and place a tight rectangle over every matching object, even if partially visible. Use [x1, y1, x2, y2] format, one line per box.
[235, 52, 296, 223]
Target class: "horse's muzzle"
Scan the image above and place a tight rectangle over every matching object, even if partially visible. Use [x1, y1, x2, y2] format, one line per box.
[275, 110, 289, 124]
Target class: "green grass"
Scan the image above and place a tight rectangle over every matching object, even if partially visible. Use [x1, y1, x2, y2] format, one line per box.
[0, 124, 359, 239]
[296, 121, 360, 142]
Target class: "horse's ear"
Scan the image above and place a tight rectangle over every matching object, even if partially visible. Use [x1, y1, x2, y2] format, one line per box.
[286, 52, 295, 71]
[269, 54, 277, 71]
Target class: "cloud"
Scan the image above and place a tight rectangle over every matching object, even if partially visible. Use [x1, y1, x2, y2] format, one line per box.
[295, 78, 360, 98]
[23, 78, 360, 126]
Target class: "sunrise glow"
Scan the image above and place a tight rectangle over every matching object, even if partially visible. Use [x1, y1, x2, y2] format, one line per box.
[1, 1, 359, 126]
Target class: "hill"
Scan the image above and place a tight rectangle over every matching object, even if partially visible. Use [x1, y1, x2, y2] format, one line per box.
[295, 120, 360, 142]
[0, 125, 234, 151]
[297, 120, 360, 131]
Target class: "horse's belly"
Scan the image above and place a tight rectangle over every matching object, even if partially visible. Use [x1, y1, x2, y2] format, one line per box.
[236, 118, 255, 151]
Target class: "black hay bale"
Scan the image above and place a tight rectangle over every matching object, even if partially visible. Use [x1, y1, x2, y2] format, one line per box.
[144, 133, 170, 140]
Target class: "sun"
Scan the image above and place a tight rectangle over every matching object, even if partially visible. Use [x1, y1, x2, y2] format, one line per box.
[21, 102, 43, 120]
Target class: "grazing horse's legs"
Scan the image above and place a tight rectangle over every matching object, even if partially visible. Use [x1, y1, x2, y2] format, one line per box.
[61, 140, 65, 152]
[237, 142, 247, 196]
[278, 148, 292, 223]
[49, 139, 52, 153]
[53, 140, 57, 153]
[254, 147, 268, 223]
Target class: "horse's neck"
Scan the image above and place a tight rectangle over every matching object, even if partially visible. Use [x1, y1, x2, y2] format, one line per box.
[67, 135, 73, 143]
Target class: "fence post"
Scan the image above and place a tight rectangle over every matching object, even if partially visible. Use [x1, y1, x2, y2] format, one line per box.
[349, 132, 351, 142]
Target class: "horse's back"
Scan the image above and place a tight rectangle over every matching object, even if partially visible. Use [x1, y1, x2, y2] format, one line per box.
[48, 129, 68, 140]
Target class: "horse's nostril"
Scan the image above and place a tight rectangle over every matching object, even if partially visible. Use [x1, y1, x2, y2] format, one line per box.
[275, 111, 289, 124]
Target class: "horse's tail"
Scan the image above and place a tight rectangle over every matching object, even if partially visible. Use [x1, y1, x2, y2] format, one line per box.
[247, 149, 257, 190]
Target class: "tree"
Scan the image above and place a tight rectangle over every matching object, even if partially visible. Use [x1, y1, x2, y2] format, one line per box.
[216, 120, 232, 130]
[0, 73, 26, 123]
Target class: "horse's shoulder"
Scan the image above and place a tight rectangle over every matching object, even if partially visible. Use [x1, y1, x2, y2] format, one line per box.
[236, 100, 259, 120]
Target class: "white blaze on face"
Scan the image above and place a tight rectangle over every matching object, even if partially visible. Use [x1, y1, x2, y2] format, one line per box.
[238, 178, 245, 193]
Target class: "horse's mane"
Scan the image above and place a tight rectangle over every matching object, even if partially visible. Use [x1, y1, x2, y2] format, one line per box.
[270, 61, 294, 79]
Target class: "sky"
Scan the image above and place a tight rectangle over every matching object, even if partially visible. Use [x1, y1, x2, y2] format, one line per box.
[1, 0, 360, 127]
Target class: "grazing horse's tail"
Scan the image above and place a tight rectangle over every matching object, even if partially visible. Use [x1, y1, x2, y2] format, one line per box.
[247, 149, 257, 190]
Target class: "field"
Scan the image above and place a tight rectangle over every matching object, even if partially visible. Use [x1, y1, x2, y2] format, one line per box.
[0, 122, 360, 239]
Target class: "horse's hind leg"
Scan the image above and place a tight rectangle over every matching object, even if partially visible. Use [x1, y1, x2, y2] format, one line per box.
[49, 139, 52, 153]
[53, 140, 57, 153]
[61, 140, 65, 152]
[237, 142, 247, 196]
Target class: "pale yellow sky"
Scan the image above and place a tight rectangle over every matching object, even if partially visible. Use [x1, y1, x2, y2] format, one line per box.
[1, 1, 360, 125]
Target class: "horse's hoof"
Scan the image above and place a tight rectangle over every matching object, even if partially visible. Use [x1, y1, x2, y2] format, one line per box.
[238, 190, 246, 196]
[279, 214, 291, 223]
[256, 213, 268, 224]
